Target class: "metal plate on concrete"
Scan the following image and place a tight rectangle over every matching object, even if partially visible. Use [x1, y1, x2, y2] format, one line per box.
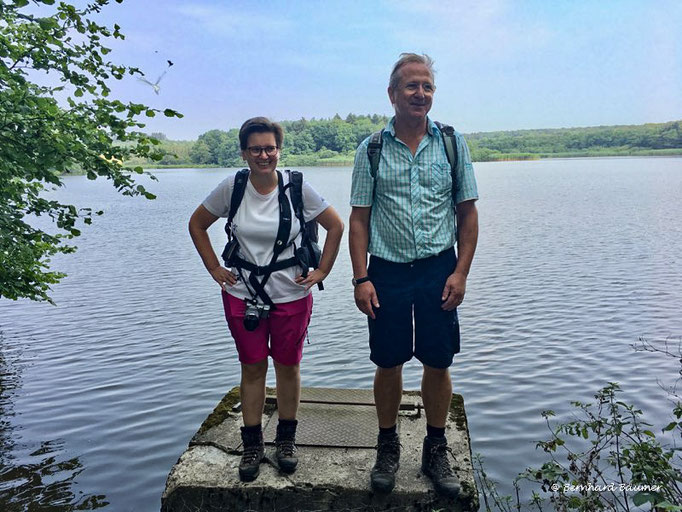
[263, 402, 385, 448]
[265, 387, 421, 409]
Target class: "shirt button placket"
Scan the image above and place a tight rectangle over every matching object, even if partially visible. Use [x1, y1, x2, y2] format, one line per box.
[411, 161, 424, 259]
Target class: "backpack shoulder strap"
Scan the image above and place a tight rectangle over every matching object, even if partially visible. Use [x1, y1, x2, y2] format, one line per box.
[227, 168, 250, 231]
[434, 121, 458, 172]
[286, 170, 306, 234]
[367, 130, 383, 178]
[435, 121, 459, 211]
[287, 170, 304, 216]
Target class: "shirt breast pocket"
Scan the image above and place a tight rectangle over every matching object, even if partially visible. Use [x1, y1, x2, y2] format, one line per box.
[429, 163, 450, 191]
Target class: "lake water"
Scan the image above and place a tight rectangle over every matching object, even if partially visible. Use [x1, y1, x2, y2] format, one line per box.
[1, 158, 681, 511]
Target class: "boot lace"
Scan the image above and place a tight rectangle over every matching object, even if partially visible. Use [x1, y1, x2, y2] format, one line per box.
[241, 442, 262, 465]
[428, 442, 454, 478]
[374, 436, 401, 472]
[277, 437, 297, 457]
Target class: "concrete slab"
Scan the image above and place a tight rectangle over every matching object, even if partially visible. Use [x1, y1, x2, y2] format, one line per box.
[161, 387, 479, 511]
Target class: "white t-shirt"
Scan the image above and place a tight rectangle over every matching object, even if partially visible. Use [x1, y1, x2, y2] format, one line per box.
[203, 171, 330, 303]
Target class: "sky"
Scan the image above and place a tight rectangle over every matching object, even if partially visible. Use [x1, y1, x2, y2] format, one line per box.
[62, 0, 682, 140]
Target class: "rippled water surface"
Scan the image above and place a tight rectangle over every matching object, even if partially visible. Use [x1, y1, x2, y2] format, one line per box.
[1, 158, 681, 510]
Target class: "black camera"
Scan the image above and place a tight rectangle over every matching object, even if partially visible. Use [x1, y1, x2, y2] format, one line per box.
[243, 300, 271, 331]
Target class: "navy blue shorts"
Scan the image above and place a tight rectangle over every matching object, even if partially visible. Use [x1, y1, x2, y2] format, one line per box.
[367, 248, 461, 369]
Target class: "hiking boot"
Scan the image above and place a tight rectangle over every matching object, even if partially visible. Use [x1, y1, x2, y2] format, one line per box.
[370, 432, 400, 493]
[275, 422, 299, 473]
[421, 436, 461, 498]
[239, 427, 264, 482]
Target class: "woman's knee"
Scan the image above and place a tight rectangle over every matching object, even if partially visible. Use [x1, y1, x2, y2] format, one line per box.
[273, 361, 300, 378]
[242, 359, 268, 382]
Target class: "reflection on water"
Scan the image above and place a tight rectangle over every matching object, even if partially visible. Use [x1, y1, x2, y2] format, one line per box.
[0, 332, 108, 511]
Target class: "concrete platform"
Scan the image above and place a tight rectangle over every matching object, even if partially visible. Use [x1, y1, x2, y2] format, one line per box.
[161, 387, 479, 511]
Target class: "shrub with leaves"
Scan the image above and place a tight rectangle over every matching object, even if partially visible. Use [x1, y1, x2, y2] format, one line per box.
[476, 339, 682, 511]
[0, 0, 182, 303]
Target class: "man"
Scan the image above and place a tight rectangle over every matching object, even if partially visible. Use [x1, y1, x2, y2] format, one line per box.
[349, 53, 479, 498]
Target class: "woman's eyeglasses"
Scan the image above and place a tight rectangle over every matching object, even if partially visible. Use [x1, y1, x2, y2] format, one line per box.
[247, 146, 278, 157]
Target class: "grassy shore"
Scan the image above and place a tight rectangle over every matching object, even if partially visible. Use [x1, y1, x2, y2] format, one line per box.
[60, 148, 682, 174]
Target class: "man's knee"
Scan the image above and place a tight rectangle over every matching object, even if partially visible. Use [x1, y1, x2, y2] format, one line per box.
[422, 364, 450, 379]
[376, 364, 403, 377]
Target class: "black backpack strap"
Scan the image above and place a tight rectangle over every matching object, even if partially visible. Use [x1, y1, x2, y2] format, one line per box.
[286, 170, 324, 290]
[434, 121, 459, 212]
[367, 130, 383, 179]
[226, 168, 250, 238]
[244, 171, 293, 308]
[287, 170, 306, 236]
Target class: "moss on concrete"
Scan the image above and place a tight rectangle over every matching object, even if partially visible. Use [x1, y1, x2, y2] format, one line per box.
[449, 393, 468, 432]
[197, 386, 241, 434]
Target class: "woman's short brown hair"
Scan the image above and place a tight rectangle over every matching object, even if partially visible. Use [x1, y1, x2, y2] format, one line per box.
[238, 117, 284, 150]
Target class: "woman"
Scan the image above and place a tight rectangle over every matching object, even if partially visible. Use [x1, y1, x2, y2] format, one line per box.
[189, 117, 344, 481]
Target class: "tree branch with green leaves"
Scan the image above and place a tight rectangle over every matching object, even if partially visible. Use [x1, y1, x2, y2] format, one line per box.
[0, 0, 182, 303]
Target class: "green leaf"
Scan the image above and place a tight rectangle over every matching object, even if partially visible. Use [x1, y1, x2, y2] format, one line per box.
[663, 422, 678, 432]
[41, 0, 56, 4]
[656, 501, 682, 511]
[38, 17, 58, 30]
[145, 110, 156, 118]
[633, 492, 652, 506]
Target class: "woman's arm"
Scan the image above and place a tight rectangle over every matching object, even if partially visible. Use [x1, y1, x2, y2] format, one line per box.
[295, 205, 344, 291]
[188, 204, 238, 288]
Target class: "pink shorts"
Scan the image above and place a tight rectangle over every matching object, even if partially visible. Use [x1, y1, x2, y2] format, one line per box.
[221, 292, 313, 366]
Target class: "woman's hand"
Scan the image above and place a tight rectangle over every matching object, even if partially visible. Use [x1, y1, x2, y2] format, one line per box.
[295, 268, 328, 291]
[209, 265, 238, 290]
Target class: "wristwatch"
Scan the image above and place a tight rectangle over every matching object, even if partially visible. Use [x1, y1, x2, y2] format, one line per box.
[352, 276, 371, 287]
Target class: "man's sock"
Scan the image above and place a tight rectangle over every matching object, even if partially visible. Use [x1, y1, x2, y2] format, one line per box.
[379, 424, 397, 437]
[426, 424, 446, 439]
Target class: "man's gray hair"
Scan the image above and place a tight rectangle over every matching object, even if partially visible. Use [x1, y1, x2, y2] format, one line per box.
[388, 53, 435, 91]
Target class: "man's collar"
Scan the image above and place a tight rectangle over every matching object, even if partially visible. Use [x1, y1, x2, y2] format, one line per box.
[385, 116, 436, 137]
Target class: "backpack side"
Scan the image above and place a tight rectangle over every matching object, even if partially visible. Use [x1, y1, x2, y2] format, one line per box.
[226, 168, 250, 237]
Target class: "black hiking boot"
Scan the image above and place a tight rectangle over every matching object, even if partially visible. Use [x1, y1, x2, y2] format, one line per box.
[275, 421, 299, 473]
[239, 427, 264, 482]
[421, 436, 461, 498]
[370, 432, 400, 493]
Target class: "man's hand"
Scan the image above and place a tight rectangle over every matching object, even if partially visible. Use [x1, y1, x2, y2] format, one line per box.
[354, 281, 380, 319]
[441, 272, 466, 310]
[209, 265, 238, 290]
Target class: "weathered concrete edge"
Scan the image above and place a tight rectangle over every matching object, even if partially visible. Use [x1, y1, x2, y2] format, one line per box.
[173, 386, 479, 511]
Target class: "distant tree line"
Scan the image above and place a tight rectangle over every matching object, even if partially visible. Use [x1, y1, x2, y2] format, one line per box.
[136, 118, 682, 167]
[186, 114, 390, 167]
[467, 120, 682, 161]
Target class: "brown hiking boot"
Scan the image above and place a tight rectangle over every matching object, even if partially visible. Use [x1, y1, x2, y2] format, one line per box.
[238, 427, 264, 482]
[275, 422, 299, 473]
[421, 436, 461, 498]
[370, 432, 401, 493]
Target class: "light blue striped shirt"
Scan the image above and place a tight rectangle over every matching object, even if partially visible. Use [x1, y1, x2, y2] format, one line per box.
[350, 117, 478, 263]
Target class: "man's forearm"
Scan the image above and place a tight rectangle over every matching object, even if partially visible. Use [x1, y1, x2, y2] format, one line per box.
[349, 210, 371, 278]
[454, 203, 479, 277]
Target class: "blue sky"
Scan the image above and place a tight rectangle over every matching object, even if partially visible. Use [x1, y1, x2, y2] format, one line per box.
[83, 0, 682, 140]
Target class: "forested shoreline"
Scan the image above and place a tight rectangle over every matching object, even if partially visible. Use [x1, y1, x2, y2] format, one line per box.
[126, 117, 682, 168]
